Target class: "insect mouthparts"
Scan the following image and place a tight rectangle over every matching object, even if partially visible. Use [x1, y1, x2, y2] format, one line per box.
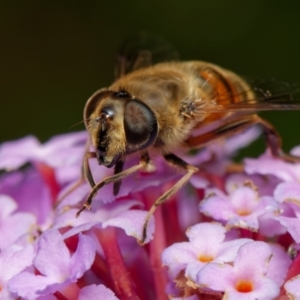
[96, 147, 106, 165]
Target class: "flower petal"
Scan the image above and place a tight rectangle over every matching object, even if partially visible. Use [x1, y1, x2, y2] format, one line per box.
[234, 241, 272, 275]
[274, 181, 300, 205]
[162, 242, 198, 277]
[34, 229, 71, 278]
[267, 244, 291, 286]
[284, 274, 300, 299]
[0, 195, 17, 218]
[274, 215, 300, 243]
[245, 152, 300, 182]
[0, 136, 40, 170]
[188, 222, 225, 243]
[102, 209, 155, 243]
[8, 272, 56, 299]
[69, 234, 96, 279]
[196, 262, 233, 291]
[0, 244, 35, 281]
[78, 284, 118, 300]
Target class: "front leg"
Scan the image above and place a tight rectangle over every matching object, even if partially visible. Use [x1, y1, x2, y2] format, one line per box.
[55, 141, 96, 207]
[83, 151, 97, 187]
[85, 151, 125, 195]
[139, 154, 198, 245]
[113, 160, 124, 196]
[76, 153, 151, 217]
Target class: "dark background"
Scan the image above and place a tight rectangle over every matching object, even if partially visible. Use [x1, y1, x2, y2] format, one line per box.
[1, 0, 300, 155]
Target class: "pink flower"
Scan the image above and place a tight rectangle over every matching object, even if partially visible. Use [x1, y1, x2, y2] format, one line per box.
[245, 150, 300, 242]
[245, 150, 300, 183]
[197, 241, 280, 300]
[8, 230, 96, 299]
[162, 222, 250, 281]
[0, 132, 87, 184]
[199, 181, 279, 231]
[0, 131, 300, 299]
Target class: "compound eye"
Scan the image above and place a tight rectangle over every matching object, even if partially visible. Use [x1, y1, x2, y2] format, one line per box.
[84, 90, 113, 129]
[124, 100, 158, 153]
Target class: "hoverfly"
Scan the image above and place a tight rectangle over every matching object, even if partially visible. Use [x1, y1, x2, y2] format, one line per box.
[75, 33, 300, 244]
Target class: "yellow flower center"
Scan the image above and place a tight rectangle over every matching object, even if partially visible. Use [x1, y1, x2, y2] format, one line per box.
[236, 209, 251, 216]
[198, 254, 214, 262]
[235, 280, 253, 293]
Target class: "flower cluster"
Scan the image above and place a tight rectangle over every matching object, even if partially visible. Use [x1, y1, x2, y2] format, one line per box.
[0, 127, 300, 299]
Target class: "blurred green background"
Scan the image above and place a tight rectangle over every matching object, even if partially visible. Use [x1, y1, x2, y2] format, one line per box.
[1, 0, 300, 155]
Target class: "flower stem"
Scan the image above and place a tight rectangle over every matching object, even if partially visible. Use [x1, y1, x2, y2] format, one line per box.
[91, 253, 115, 290]
[36, 162, 60, 203]
[96, 227, 139, 300]
[144, 190, 169, 300]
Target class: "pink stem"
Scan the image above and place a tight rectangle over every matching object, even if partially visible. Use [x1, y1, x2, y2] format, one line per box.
[144, 191, 169, 300]
[96, 227, 139, 300]
[35, 162, 60, 204]
[162, 186, 185, 245]
[91, 253, 115, 291]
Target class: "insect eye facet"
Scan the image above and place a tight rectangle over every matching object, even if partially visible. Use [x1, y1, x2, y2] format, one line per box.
[124, 100, 158, 153]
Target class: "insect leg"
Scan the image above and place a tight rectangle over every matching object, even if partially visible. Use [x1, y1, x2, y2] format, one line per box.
[113, 160, 124, 196]
[83, 151, 97, 187]
[215, 114, 300, 162]
[55, 142, 96, 207]
[139, 154, 198, 245]
[256, 116, 300, 162]
[79, 149, 125, 195]
[187, 114, 300, 161]
[186, 115, 261, 148]
[76, 153, 150, 217]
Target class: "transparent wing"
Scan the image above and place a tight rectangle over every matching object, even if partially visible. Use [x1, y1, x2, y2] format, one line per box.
[204, 78, 300, 113]
[115, 32, 180, 79]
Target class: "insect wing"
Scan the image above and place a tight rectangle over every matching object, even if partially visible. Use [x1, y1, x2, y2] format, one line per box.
[204, 78, 300, 113]
[115, 32, 180, 79]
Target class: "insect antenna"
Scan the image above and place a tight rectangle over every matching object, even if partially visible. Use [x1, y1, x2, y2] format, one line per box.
[69, 119, 90, 129]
